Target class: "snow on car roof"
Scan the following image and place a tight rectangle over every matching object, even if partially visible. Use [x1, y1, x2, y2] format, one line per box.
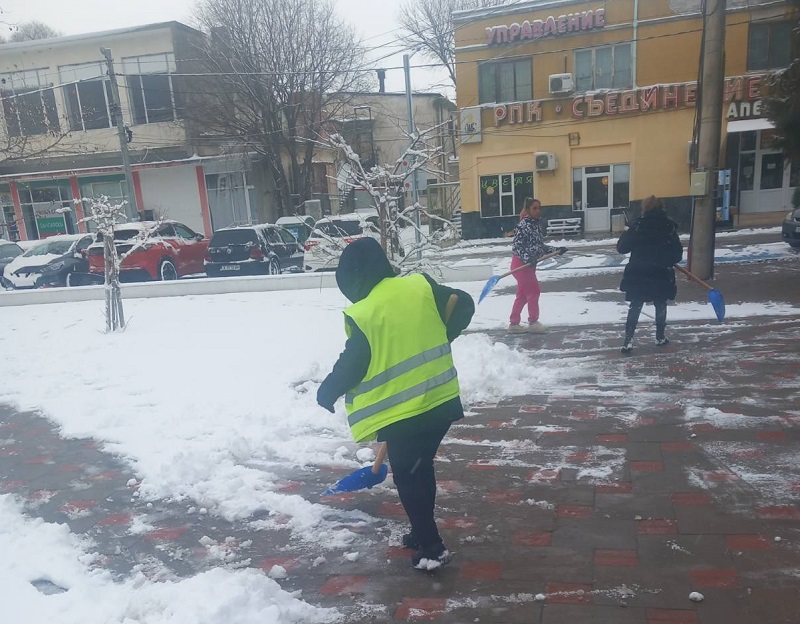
[30, 233, 87, 243]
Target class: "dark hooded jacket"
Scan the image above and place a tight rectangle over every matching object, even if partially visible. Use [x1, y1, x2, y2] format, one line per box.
[317, 237, 475, 439]
[617, 207, 683, 302]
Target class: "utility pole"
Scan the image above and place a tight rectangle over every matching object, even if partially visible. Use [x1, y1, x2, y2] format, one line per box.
[403, 53, 423, 260]
[689, 0, 726, 280]
[101, 47, 138, 215]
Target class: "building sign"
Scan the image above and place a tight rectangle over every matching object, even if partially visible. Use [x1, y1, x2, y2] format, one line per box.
[460, 107, 482, 143]
[35, 216, 67, 237]
[486, 9, 605, 46]
[490, 75, 764, 126]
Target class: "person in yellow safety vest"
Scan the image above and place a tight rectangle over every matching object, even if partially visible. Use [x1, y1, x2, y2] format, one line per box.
[317, 237, 475, 571]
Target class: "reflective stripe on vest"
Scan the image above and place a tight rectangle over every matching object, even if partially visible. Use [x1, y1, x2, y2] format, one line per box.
[345, 343, 452, 403]
[346, 351, 456, 427]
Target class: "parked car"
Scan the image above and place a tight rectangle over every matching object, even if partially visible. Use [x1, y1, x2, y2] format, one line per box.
[0, 239, 23, 288]
[86, 221, 208, 282]
[275, 215, 315, 245]
[2, 234, 93, 289]
[205, 224, 303, 276]
[782, 207, 800, 248]
[303, 213, 380, 272]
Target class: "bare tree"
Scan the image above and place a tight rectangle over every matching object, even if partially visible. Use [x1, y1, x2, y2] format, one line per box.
[328, 125, 456, 271]
[191, 0, 369, 216]
[78, 197, 161, 332]
[6, 20, 62, 42]
[399, 0, 510, 86]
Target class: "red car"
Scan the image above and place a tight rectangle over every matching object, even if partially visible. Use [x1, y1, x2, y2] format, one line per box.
[87, 221, 208, 281]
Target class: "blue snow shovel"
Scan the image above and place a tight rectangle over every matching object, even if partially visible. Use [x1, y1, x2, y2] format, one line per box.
[674, 264, 725, 323]
[479, 251, 560, 303]
[323, 440, 389, 496]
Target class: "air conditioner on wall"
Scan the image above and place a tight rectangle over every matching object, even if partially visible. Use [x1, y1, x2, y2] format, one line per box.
[549, 73, 574, 94]
[535, 152, 557, 172]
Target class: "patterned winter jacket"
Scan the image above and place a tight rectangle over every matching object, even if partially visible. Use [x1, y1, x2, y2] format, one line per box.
[512, 216, 556, 264]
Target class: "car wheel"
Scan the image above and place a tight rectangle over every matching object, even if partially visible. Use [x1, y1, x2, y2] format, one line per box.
[268, 257, 281, 275]
[158, 259, 178, 281]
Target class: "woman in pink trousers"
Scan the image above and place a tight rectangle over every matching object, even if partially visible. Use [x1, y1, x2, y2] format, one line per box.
[508, 198, 566, 333]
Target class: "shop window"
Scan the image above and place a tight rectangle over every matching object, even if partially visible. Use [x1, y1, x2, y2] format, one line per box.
[574, 43, 631, 92]
[18, 186, 74, 240]
[0, 69, 60, 137]
[791, 161, 800, 188]
[122, 53, 178, 125]
[479, 172, 533, 218]
[478, 58, 532, 104]
[747, 22, 793, 71]
[59, 62, 113, 131]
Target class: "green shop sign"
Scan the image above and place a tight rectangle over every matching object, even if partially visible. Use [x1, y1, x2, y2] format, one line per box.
[36, 216, 67, 236]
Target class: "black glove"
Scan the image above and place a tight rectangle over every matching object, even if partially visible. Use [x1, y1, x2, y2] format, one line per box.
[557, 247, 568, 256]
[316, 385, 336, 413]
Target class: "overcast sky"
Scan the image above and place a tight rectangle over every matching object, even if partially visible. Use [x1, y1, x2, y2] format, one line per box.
[0, 0, 451, 96]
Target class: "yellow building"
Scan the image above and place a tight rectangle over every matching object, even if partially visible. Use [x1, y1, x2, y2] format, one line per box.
[453, 0, 798, 239]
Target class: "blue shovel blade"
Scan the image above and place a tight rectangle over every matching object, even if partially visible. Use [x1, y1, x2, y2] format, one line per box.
[479, 275, 500, 303]
[322, 463, 388, 496]
[708, 289, 725, 322]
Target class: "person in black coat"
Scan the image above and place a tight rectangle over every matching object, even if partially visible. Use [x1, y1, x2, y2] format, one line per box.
[616, 196, 683, 354]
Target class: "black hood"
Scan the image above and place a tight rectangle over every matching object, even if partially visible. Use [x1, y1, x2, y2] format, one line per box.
[335, 237, 396, 302]
[635, 208, 677, 239]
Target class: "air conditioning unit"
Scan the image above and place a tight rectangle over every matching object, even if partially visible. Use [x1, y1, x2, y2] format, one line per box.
[549, 73, 574, 94]
[535, 152, 557, 172]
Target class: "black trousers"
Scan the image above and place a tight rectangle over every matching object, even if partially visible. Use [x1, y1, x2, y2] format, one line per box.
[384, 420, 451, 551]
[625, 300, 667, 339]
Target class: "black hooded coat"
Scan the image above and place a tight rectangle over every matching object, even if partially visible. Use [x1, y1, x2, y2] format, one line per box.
[317, 238, 475, 439]
[617, 207, 684, 303]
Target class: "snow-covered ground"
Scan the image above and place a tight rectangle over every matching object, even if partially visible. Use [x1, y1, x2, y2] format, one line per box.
[0, 237, 797, 623]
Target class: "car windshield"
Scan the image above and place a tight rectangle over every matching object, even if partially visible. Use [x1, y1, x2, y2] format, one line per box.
[23, 240, 74, 256]
[0, 244, 21, 259]
[209, 230, 259, 246]
[314, 220, 363, 238]
[94, 229, 145, 243]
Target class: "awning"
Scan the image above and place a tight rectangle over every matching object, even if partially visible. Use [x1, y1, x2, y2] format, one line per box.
[727, 118, 775, 133]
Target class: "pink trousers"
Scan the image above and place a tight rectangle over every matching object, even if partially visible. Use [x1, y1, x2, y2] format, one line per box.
[509, 255, 541, 324]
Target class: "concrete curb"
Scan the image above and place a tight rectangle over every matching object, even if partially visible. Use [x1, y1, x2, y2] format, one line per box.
[0, 264, 493, 307]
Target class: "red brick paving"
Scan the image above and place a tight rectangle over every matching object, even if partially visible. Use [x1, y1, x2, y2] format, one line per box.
[689, 567, 739, 588]
[319, 575, 368, 595]
[637, 519, 678, 535]
[594, 549, 638, 567]
[725, 534, 771, 551]
[394, 598, 447, 620]
[672, 492, 712, 506]
[459, 561, 503, 580]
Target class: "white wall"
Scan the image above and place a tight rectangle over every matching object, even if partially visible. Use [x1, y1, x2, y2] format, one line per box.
[139, 165, 204, 233]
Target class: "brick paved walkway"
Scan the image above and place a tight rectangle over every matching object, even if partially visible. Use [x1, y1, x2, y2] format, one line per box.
[2, 311, 799, 622]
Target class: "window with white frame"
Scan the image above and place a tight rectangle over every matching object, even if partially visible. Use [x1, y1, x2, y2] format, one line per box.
[574, 43, 632, 92]
[479, 172, 533, 218]
[0, 68, 60, 137]
[59, 62, 113, 131]
[478, 58, 532, 104]
[122, 53, 178, 125]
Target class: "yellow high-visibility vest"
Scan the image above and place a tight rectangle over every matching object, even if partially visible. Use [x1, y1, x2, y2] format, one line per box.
[343, 274, 460, 442]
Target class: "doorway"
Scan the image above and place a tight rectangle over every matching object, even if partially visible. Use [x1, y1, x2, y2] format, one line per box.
[573, 164, 630, 233]
[737, 130, 799, 213]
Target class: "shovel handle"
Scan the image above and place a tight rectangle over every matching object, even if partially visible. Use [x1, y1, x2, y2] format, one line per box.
[674, 264, 713, 291]
[371, 442, 388, 474]
[499, 250, 561, 279]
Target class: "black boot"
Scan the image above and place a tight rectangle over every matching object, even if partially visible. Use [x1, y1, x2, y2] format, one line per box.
[411, 541, 451, 571]
[620, 336, 634, 354]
